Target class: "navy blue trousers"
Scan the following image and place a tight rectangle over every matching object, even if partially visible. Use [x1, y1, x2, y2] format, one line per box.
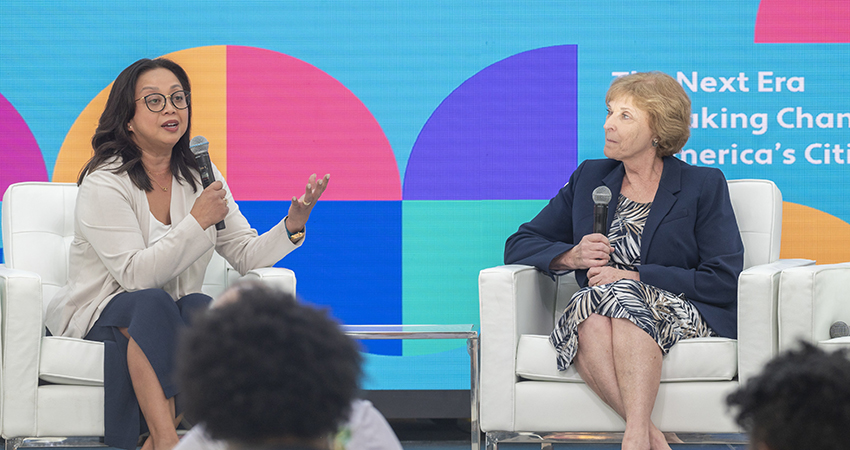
[84, 289, 211, 450]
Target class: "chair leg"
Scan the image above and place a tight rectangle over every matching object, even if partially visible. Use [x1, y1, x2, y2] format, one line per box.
[485, 432, 498, 450]
[5, 437, 22, 450]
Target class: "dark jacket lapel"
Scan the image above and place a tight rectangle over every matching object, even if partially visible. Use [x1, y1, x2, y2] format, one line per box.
[640, 156, 682, 260]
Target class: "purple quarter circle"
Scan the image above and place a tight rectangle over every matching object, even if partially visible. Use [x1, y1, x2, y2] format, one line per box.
[403, 45, 579, 200]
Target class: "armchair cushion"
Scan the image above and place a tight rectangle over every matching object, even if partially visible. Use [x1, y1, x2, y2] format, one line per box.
[819, 336, 850, 352]
[516, 335, 737, 383]
[39, 337, 104, 386]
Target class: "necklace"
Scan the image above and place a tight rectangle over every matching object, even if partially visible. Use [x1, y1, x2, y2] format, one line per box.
[145, 168, 170, 192]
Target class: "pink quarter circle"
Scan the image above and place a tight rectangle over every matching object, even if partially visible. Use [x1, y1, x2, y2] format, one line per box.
[0, 93, 48, 195]
[225, 46, 400, 201]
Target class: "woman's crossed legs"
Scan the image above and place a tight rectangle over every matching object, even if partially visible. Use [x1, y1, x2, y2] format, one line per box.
[573, 313, 670, 450]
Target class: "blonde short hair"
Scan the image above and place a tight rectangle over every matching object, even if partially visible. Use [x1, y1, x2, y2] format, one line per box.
[606, 72, 691, 157]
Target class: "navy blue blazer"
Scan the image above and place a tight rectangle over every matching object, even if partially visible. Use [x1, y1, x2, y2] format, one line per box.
[504, 157, 744, 339]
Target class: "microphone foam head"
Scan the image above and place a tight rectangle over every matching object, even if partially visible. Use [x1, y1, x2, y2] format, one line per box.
[829, 321, 850, 339]
[189, 135, 209, 155]
[592, 186, 612, 205]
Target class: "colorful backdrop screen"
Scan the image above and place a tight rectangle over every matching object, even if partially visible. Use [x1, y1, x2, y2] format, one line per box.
[2, 0, 849, 390]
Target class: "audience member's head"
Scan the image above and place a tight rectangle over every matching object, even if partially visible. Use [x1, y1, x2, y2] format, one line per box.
[178, 282, 363, 449]
[726, 342, 850, 450]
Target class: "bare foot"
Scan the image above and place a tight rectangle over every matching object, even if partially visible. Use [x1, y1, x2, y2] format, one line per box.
[649, 425, 672, 450]
[621, 426, 651, 450]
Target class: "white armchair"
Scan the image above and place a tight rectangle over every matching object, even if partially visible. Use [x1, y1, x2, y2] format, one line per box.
[478, 179, 813, 448]
[778, 263, 850, 353]
[0, 182, 296, 450]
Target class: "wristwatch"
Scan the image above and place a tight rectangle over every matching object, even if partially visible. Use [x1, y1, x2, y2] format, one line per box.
[285, 217, 305, 244]
[288, 229, 305, 244]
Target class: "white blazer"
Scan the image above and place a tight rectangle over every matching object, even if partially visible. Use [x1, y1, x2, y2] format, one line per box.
[46, 158, 301, 338]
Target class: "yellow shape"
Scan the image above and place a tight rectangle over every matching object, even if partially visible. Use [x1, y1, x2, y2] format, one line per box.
[781, 201, 850, 265]
[164, 47, 228, 176]
[54, 46, 227, 182]
[54, 89, 107, 182]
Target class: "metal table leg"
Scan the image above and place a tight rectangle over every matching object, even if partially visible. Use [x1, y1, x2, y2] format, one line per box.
[468, 334, 480, 450]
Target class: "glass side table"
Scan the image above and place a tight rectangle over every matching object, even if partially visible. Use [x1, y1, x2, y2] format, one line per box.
[342, 324, 480, 450]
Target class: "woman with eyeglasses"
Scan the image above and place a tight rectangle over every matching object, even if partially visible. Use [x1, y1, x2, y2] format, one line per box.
[45, 58, 329, 450]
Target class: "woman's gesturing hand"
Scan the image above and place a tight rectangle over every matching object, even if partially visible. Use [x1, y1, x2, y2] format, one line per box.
[549, 233, 614, 272]
[285, 173, 330, 234]
[190, 181, 228, 230]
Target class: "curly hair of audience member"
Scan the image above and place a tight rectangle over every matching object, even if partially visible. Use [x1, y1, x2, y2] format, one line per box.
[177, 285, 363, 444]
[726, 342, 850, 450]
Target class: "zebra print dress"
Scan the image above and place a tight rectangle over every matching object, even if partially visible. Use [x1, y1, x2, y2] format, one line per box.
[549, 194, 715, 371]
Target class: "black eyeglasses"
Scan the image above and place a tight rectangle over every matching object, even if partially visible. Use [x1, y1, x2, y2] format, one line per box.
[135, 90, 190, 112]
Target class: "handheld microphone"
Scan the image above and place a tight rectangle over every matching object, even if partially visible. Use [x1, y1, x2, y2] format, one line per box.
[592, 186, 612, 235]
[189, 135, 225, 231]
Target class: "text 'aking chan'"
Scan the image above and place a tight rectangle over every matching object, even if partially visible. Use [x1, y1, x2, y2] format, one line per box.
[691, 107, 850, 135]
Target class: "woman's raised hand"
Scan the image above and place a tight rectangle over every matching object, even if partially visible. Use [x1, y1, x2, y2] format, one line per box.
[549, 233, 614, 272]
[190, 180, 229, 230]
[285, 173, 330, 234]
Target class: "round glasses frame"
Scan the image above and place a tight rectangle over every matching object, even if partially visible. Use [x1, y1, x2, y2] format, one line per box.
[135, 90, 191, 112]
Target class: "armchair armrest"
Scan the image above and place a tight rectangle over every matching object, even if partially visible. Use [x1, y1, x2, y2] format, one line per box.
[478, 264, 557, 432]
[0, 266, 45, 436]
[778, 262, 850, 351]
[237, 267, 297, 296]
[737, 259, 814, 384]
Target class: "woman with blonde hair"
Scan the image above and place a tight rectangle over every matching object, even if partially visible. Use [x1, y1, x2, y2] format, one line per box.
[506, 71, 743, 450]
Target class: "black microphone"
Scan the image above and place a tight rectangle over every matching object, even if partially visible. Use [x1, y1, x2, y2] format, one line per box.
[830, 321, 850, 339]
[592, 186, 612, 235]
[189, 135, 225, 231]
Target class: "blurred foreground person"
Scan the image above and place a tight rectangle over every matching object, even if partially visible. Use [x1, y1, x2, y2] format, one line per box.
[176, 282, 402, 450]
[727, 342, 850, 450]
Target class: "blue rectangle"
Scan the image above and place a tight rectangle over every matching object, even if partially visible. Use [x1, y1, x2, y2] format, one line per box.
[238, 200, 403, 355]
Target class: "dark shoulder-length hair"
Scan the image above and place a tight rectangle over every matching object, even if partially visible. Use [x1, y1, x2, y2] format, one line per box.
[78, 57, 199, 192]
